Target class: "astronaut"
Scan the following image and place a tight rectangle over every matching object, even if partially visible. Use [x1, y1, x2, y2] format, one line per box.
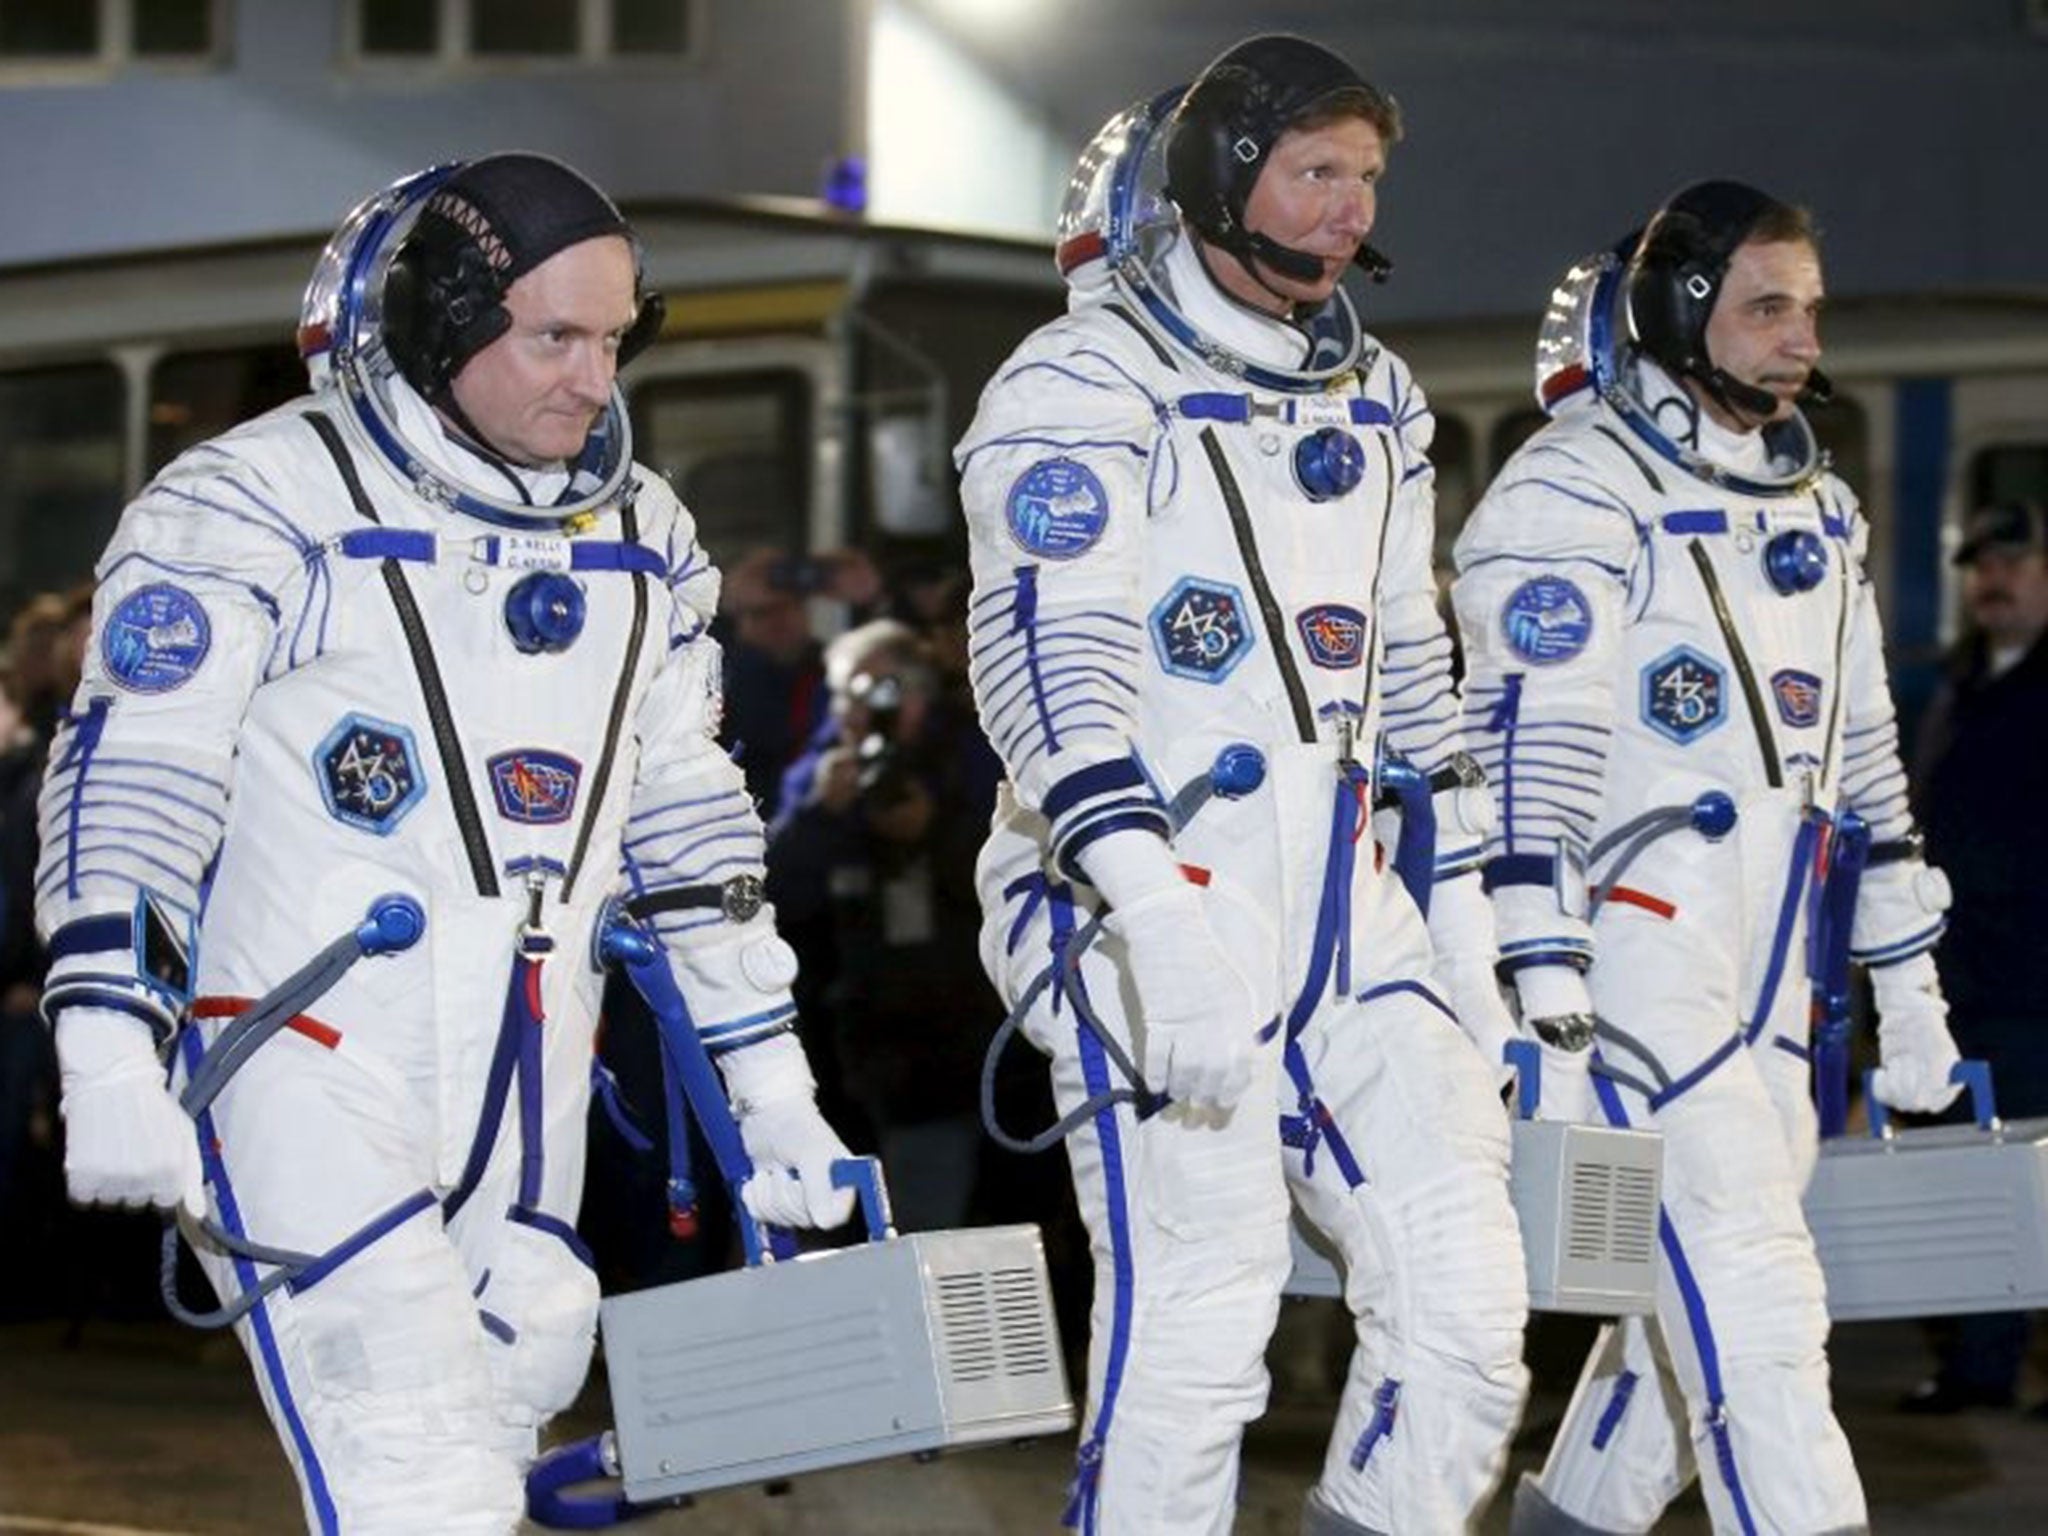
[957, 36, 1529, 1536]
[38, 154, 854, 1534]
[1452, 182, 1962, 1535]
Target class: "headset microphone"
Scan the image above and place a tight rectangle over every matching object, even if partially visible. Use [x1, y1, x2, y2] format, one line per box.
[1244, 234, 1395, 286]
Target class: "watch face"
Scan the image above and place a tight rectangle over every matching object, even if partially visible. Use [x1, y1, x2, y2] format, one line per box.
[721, 874, 766, 923]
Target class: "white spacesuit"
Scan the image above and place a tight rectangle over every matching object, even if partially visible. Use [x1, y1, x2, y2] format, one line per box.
[958, 42, 1528, 1536]
[1453, 183, 1960, 1536]
[37, 157, 851, 1534]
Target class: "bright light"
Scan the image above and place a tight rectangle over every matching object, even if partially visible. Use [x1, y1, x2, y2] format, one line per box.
[868, 1, 1066, 234]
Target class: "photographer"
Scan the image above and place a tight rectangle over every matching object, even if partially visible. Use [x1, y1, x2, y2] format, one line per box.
[765, 619, 999, 1231]
[717, 544, 880, 820]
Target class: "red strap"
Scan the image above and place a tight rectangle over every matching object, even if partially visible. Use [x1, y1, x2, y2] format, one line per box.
[190, 995, 342, 1050]
[1605, 886, 1677, 921]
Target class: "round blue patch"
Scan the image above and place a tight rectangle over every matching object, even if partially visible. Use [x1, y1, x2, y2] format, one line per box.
[101, 583, 212, 693]
[1502, 576, 1592, 665]
[1006, 458, 1109, 560]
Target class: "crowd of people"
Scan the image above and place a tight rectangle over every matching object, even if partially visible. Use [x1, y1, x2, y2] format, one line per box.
[1, 30, 2044, 1536]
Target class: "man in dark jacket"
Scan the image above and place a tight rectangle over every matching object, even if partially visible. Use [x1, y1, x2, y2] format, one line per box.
[1905, 498, 2048, 1413]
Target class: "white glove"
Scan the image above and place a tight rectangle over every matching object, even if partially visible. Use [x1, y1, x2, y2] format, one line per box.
[1868, 953, 1963, 1114]
[1082, 829, 1261, 1114]
[1426, 872, 1518, 1085]
[1102, 886, 1260, 1111]
[718, 1033, 858, 1228]
[55, 1008, 205, 1219]
[1513, 964, 1597, 1124]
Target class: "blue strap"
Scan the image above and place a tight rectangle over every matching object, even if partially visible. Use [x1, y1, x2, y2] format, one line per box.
[48, 913, 131, 960]
[1591, 1368, 1638, 1450]
[1043, 758, 1150, 821]
[1594, 1057, 1759, 1535]
[513, 954, 547, 1212]
[1646, 1032, 1743, 1111]
[569, 542, 665, 575]
[1348, 1377, 1401, 1470]
[1662, 510, 1729, 535]
[338, 528, 436, 562]
[289, 1190, 437, 1294]
[1064, 963, 1135, 1534]
[1483, 854, 1556, 891]
[1281, 1039, 1368, 1189]
[442, 955, 530, 1223]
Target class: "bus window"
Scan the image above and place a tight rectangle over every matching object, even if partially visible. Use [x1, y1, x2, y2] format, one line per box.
[1488, 408, 1547, 478]
[150, 344, 304, 475]
[630, 370, 811, 567]
[0, 363, 125, 618]
[1430, 413, 1473, 570]
[1809, 393, 1867, 501]
[1968, 443, 2048, 508]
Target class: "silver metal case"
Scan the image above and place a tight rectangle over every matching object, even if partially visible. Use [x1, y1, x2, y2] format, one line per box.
[1806, 1116, 2048, 1320]
[1286, 1118, 1662, 1315]
[599, 1224, 1074, 1503]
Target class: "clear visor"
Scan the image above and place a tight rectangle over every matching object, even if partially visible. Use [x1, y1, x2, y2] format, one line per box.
[296, 162, 634, 525]
[1056, 86, 1364, 393]
[1531, 246, 1821, 492]
[1532, 250, 1624, 417]
[1055, 90, 1182, 288]
[298, 164, 455, 393]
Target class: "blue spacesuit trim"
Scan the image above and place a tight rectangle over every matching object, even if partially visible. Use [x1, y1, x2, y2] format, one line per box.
[479, 1310, 516, 1344]
[508, 1206, 598, 1273]
[1592, 1072, 1759, 1535]
[1646, 1033, 1742, 1111]
[1012, 567, 1062, 757]
[1743, 820, 1821, 1045]
[48, 914, 131, 961]
[39, 983, 173, 1040]
[1064, 905, 1131, 1535]
[1356, 979, 1457, 1025]
[1661, 511, 1729, 535]
[1057, 808, 1175, 882]
[1488, 674, 1523, 845]
[1043, 758, 1149, 821]
[1853, 920, 1946, 966]
[1282, 1040, 1367, 1189]
[1771, 1035, 1811, 1062]
[338, 528, 437, 562]
[1483, 854, 1555, 890]
[1348, 1376, 1401, 1471]
[443, 960, 529, 1224]
[514, 957, 546, 1211]
[1287, 767, 1369, 1033]
[1591, 1368, 1638, 1450]
[179, 1029, 338, 1532]
[287, 1190, 437, 1294]
[57, 696, 111, 900]
[697, 1005, 800, 1052]
[100, 551, 283, 627]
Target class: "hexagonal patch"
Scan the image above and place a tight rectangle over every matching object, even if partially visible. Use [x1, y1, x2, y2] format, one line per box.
[315, 714, 426, 835]
[1641, 645, 1726, 746]
[1151, 576, 1254, 683]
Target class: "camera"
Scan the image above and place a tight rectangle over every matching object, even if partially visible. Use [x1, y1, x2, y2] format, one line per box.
[848, 671, 915, 811]
[767, 555, 832, 596]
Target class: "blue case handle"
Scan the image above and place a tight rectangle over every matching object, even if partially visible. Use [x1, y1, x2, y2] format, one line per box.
[1503, 1038, 1542, 1121]
[1864, 1059, 1997, 1138]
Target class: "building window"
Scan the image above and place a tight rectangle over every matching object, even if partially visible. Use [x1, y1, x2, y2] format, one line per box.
[352, 0, 694, 65]
[0, 0, 223, 65]
[0, 363, 126, 620]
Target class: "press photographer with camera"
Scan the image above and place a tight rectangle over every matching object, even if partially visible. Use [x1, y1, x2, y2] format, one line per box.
[764, 619, 1002, 1231]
